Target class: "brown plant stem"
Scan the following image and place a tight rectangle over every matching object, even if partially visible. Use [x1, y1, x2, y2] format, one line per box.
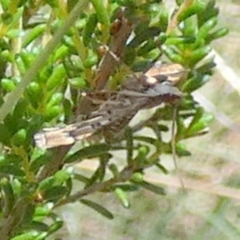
[55, 167, 134, 207]
[38, 10, 134, 182]
[94, 11, 133, 90]
[37, 146, 71, 182]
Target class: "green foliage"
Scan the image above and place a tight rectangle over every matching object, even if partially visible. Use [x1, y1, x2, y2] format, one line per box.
[0, 0, 228, 239]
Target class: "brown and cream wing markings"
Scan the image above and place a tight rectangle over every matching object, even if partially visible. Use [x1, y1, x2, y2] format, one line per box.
[34, 64, 184, 149]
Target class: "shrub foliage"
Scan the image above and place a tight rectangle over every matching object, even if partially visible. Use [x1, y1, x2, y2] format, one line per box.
[0, 0, 227, 239]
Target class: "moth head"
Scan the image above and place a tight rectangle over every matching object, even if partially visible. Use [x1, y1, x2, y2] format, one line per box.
[122, 73, 168, 92]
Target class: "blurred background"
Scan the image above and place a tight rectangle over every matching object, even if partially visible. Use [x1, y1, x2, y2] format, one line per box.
[51, 1, 240, 239]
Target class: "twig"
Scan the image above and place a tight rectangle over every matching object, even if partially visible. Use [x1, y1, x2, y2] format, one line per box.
[55, 167, 134, 207]
[39, 10, 134, 181]
[37, 146, 71, 181]
[95, 10, 133, 90]
[0, 197, 31, 240]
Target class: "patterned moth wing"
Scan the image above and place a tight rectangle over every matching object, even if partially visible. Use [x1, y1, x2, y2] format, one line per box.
[34, 64, 184, 149]
[99, 74, 183, 141]
[34, 93, 138, 149]
[144, 62, 187, 85]
[76, 71, 183, 141]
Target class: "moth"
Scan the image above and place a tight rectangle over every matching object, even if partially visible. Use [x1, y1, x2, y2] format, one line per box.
[34, 63, 185, 149]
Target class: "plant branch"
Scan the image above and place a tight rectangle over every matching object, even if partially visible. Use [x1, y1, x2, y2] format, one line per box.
[37, 146, 71, 181]
[94, 10, 133, 90]
[55, 166, 134, 207]
[0, 197, 31, 240]
[40, 10, 134, 182]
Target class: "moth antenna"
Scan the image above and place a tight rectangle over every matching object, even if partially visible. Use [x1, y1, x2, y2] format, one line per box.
[171, 106, 186, 191]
